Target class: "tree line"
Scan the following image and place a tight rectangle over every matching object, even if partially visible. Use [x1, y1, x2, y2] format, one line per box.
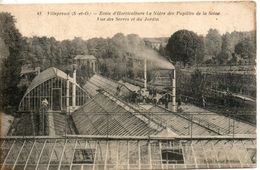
[165, 29, 256, 66]
[20, 29, 256, 80]
[0, 12, 256, 113]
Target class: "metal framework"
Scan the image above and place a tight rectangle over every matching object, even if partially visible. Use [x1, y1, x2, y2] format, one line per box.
[7, 69, 256, 170]
[19, 67, 88, 111]
[0, 136, 256, 170]
[14, 100, 256, 137]
[84, 74, 131, 98]
[81, 75, 256, 137]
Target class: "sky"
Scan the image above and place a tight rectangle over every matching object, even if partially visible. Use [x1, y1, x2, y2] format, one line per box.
[0, 2, 256, 40]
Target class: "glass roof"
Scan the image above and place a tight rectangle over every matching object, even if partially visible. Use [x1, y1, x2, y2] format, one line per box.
[0, 137, 256, 170]
[24, 67, 74, 94]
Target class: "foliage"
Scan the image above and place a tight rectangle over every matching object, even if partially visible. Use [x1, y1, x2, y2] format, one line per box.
[234, 37, 255, 63]
[166, 29, 204, 66]
[164, 29, 255, 66]
[0, 12, 256, 113]
[0, 12, 24, 113]
[204, 29, 222, 57]
[190, 69, 205, 98]
[219, 32, 255, 65]
[24, 36, 89, 71]
[216, 50, 232, 65]
[87, 33, 149, 80]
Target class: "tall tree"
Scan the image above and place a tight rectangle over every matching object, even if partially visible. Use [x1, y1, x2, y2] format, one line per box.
[235, 37, 255, 63]
[0, 12, 24, 113]
[204, 29, 222, 57]
[166, 30, 204, 66]
[215, 33, 232, 64]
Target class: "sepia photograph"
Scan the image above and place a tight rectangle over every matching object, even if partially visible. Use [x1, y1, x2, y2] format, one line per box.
[0, 1, 256, 169]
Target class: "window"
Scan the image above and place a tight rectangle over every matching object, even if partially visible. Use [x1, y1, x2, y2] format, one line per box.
[73, 149, 95, 164]
[161, 149, 184, 164]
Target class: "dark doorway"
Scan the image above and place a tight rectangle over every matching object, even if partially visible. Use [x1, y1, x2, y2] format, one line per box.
[52, 88, 62, 111]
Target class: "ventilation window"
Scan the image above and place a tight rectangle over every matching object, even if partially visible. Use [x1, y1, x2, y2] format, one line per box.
[73, 149, 95, 164]
[161, 149, 184, 164]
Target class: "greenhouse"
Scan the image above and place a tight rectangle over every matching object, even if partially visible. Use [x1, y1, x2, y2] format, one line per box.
[19, 67, 89, 112]
[0, 136, 256, 170]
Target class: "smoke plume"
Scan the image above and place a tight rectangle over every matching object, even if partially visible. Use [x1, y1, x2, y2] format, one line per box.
[111, 33, 174, 69]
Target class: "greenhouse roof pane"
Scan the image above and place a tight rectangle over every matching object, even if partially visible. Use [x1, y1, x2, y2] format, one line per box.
[0, 137, 256, 169]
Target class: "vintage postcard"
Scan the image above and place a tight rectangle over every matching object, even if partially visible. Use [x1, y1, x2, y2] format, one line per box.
[0, 1, 256, 169]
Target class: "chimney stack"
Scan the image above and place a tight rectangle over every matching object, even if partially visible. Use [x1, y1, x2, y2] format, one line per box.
[72, 68, 76, 108]
[92, 60, 96, 73]
[172, 69, 176, 112]
[66, 74, 70, 112]
[144, 58, 147, 90]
